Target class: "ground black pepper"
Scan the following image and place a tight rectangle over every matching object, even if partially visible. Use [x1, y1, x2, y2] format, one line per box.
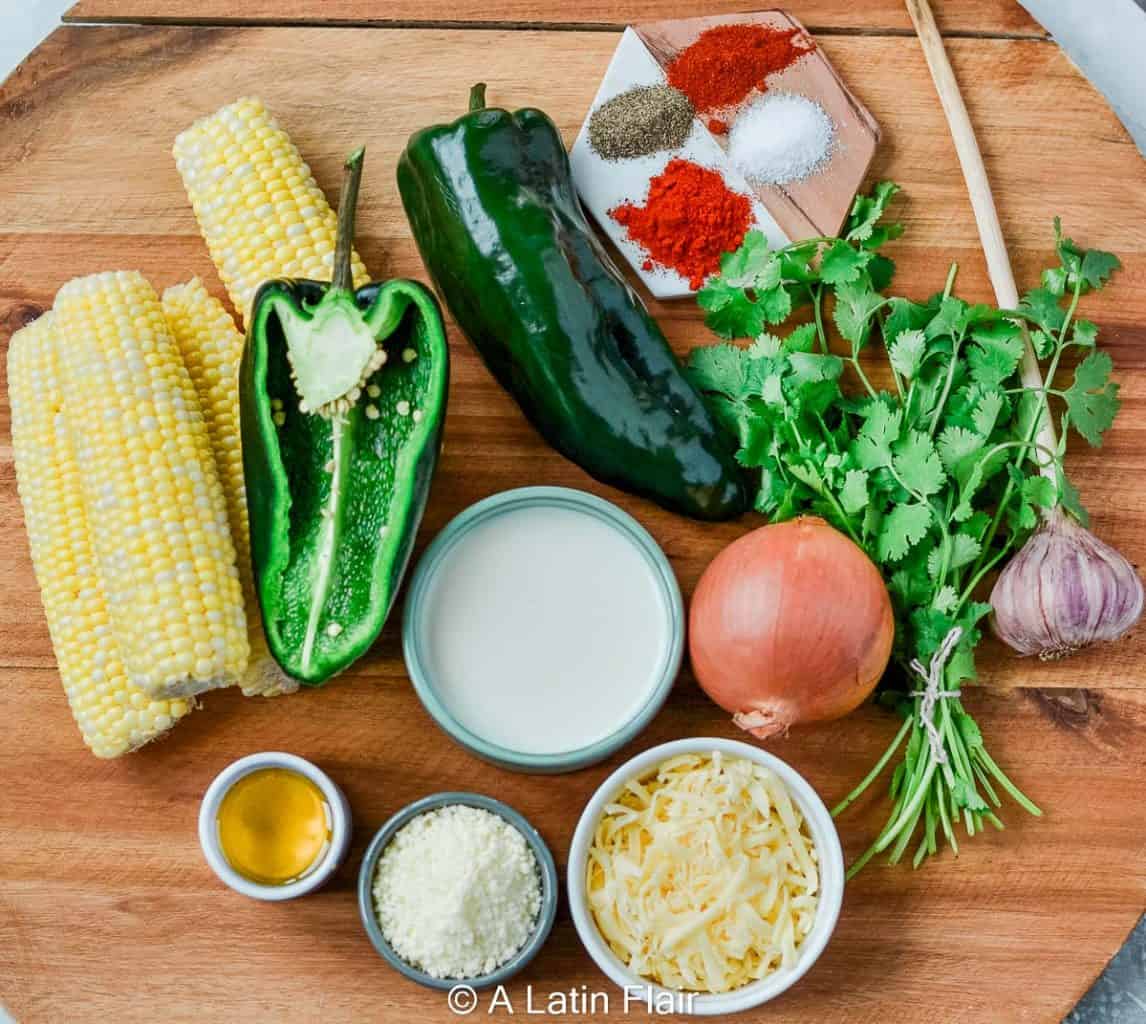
[588, 84, 695, 161]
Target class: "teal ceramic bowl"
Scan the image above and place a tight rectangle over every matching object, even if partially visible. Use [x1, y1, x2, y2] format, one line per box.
[402, 486, 684, 774]
[357, 792, 559, 991]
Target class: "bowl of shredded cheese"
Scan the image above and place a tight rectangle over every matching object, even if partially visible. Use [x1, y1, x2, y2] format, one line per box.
[568, 739, 844, 1015]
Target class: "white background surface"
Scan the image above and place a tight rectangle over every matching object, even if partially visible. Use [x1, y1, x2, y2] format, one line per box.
[1, 0, 73, 83]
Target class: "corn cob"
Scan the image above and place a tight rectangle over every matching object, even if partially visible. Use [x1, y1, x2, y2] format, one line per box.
[173, 96, 369, 326]
[53, 270, 249, 699]
[9, 313, 193, 757]
[162, 278, 297, 697]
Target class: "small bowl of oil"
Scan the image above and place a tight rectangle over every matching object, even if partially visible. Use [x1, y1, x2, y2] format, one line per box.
[198, 751, 351, 901]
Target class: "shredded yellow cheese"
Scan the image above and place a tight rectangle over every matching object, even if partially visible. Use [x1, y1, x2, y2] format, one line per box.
[586, 752, 819, 993]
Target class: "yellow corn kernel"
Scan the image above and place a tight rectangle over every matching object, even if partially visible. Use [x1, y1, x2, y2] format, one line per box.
[9, 313, 193, 757]
[162, 278, 297, 697]
[53, 270, 249, 699]
[173, 96, 368, 326]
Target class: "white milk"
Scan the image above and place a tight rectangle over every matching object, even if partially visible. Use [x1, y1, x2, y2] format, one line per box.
[420, 505, 671, 755]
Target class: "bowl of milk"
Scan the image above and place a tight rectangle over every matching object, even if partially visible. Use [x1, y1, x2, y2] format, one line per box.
[402, 487, 684, 773]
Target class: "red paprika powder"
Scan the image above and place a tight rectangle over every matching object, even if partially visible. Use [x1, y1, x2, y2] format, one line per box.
[609, 158, 752, 290]
[667, 23, 813, 114]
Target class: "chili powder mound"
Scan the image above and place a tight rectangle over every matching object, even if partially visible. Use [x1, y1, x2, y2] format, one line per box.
[667, 23, 813, 114]
[609, 158, 752, 290]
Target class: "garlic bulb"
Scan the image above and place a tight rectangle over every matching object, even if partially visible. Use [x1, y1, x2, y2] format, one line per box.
[991, 507, 1144, 658]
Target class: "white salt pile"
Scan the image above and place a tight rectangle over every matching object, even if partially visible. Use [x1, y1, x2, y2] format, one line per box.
[728, 93, 836, 185]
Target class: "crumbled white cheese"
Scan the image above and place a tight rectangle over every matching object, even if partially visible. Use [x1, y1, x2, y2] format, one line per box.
[373, 805, 542, 979]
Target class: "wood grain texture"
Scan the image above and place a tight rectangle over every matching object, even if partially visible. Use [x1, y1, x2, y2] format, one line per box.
[62, 0, 1046, 36]
[0, 20, 1144, 1024]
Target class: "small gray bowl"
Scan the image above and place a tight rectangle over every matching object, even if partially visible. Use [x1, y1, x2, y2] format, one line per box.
[357, 792, 558, 990]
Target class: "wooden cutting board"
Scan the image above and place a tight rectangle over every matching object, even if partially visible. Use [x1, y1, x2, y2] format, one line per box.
[1, 5, 1144, 1022]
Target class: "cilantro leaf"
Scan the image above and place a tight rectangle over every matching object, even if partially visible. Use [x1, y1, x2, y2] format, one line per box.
[888, 329, 927, 380]
[788, 462, 824, 492]
[1031, 328, 1056, 358]
[851, 401, 903, 470]
[1063, 350, 1120, 446]
[1019, 287, 1066, 334]
[1080, 248, 1120, 290]
[820, 240, 871, 285]
[1071, 319, 1098, 348]
[760, 373, 785, 408]
[758, 283, 793, 324]
[1022, 474, 1057, 510]
[1058, 469, 1089, 526]
[937, 425, 982, 487]
[833, 279, 883, 347]
[784, 323, 819, 353]
[787, 352, 844, 390]
[1041, 265, 1068, 297]
[718, 231, 775, 287]
[867, 253, 897, 292]
[697, 277, 767, 339]
[967, 331, 1023, 389]
[883, 297, 935, 347]
[686, 343, 763, 399]
[735, 414, 775, 467]
[925, 296, 971, 340]
[926, 534, 980, 580]
[750, 333, 783, 358]
[894, 430, 945, 497]
[972, 389, 1005, 437]
[846, 181, 900, 242]
[933, 585, 959, 614]
[952, 443, 1011, 520]
[779, 241, 819, 283]
[840, 468, 869, 516]
[950, 532, 982, 570]
[878, 501, 932, 562]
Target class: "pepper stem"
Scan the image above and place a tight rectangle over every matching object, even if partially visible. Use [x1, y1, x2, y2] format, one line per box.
[469, 82, 487, 112]
[331, 147, 365, 294]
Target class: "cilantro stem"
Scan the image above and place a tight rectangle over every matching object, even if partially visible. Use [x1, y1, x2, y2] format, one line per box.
[956, 541, 1014, 614]
[943, 262, 959, 300]
[876, 740, 939, 853]
[960, 435, 1059, 591]
[976, 748, 1042, 816]
[831, 714, 912, 816]
[936, 784, 958, 854]
[1057, 276, 1084, 350]
[810, 284, 829, 355]
[849, 357, 878, 399]
[927, 331, 964, 438]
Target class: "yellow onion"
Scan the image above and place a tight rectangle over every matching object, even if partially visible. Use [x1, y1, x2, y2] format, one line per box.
[990, 507, 1144, 658]
[689, 517, 894, 738]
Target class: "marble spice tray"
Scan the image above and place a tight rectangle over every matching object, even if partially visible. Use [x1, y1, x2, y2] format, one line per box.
[570, 10, 881, 299]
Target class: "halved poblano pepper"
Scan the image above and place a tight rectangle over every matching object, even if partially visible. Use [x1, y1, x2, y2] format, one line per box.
[241, 150, 449, 684]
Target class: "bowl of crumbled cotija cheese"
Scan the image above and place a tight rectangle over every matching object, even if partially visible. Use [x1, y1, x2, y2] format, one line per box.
[358, 792, 558, 990]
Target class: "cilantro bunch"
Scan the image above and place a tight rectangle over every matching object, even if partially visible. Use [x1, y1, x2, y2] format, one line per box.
[687, 184, 1121, 873]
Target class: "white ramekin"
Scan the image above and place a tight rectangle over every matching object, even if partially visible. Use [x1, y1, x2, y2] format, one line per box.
[198, 751, 352, 901]
[567, 738, 845, 1016]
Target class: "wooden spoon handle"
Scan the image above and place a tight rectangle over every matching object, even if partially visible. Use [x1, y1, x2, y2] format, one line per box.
[905, 0, 1058, 460]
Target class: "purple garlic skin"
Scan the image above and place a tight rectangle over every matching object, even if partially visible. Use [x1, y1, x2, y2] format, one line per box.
[990, 507, 1144, 659]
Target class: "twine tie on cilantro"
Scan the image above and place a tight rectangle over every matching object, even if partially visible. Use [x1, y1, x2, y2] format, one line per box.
[909, 626, 963, 765]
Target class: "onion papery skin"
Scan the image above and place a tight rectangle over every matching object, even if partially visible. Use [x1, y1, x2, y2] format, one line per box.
[990, 507, 1144, 658]
[688, 516, 894, 739]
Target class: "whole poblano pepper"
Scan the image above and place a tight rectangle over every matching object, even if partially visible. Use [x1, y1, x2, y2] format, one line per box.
[398, 85, 746, 521]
